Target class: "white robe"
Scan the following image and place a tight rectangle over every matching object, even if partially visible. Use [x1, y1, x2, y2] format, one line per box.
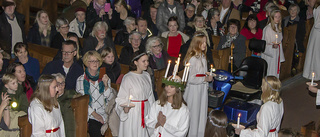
[28, 99, 65, 137]
[262, 24, 285, 78]
[115, 71, 155, 137]
[145, 100, 190, 137]
[240, 101, 284, 137]
[183, 55, 208, 137]
[303, 6, 320, 80]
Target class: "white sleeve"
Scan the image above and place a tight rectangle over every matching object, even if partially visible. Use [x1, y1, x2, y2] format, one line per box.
[115, 75, 131, 121]
[262, 26, 275, 58]
[163, 107, 190, 136]
[28, 105, 46, 137]
[145, 102, 159, 132]
[187, 58, 206, 85]
[316, 89, 320, 105]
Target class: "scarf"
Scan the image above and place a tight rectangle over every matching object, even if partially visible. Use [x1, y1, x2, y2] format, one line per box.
[221, 32, 239, 49]
[195, 27, 211, 47]
[77, 19, 85, 36]
[83, 68, 105, 105]
[93, 0, 105, 15]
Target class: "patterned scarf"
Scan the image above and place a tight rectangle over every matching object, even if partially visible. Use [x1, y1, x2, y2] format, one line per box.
[221, 32, 239, 49]
[83, 68, 105, 105]
[93, 0, 105, 15]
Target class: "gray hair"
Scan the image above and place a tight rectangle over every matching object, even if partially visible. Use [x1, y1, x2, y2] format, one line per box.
[90, 21, 109, 37]
[145, 36, 162, 55]
[185, 3, 196, 10]
[264, 2, 276, 11]
[123, 17, 136, 26]
[55, 17, 69, 30]
[288, 4, 300, 14]
[267, 5, 279, 13]
[129, 31, 142, 40]
[51, 73, 65, 81]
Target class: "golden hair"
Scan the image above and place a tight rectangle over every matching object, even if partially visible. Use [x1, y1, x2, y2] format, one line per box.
[35, 10, 52, 33]
[204, 110, 228, 137]
[183, 31, 207, 64]
[82, 50, 103, 67]
[261, 76, 282, 104]
[268, 10, 282, 32]
[2, 73, 17, 85]
[158, 85, 186, 109]
[30, 75, 58, 112]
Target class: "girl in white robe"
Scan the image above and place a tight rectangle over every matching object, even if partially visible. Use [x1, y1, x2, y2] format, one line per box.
[261, 10, 285, 78]
[115, 52, 155, 137]
[28, 75, 65, 137]
[183, 31, 213, 137]
[236, 76, 284, 137]
[146, 76, 190, 137]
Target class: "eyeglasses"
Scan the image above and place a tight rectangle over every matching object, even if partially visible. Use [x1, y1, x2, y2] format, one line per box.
[60, 26, 70, 29]
[61, 50, 75, 55]
[196, 20, 204, 23]
[88, 60, 100, 64]
[57, 81, 65, 87]
[152, 44, 163, 49]
[131, 38, 141, 42]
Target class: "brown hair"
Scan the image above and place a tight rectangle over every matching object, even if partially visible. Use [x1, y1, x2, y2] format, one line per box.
[183, 31, 207, 64]
[261, 76, 282, 104]
[101, 46, 116, 58]
[13, 42, 28, 54]
[30, 75, 58, 112]
[268, 10, 282, 32]
[158, 85, 186, 109]
[204, 110, 228, 137]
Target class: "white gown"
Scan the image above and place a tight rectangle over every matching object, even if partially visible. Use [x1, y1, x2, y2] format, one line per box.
[240, 101, 284, 137]
[145, 100, 190, 137]
[303, 6, 320, 80]
[262, 23, 285, 78]
[115, 71, 155, 137]
[28, 99, 65, 137]
[183, 55, 208, 137]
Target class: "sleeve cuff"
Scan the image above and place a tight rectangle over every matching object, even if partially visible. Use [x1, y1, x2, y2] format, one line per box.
[316, 90, 320, 105]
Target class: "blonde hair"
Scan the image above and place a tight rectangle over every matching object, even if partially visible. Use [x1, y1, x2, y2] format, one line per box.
[82, 50, 103, 67]
[183, 31, 207, 64]
[261, 76, 282, 104]
[268, 10, 282, 32]
[158, 85, 186, 109]
[35, 10, 52, 33]
[90, 21, 109, 37]
[188, 15, 207, 28]
[100, 47, 115, 58]
[2, 73, 17, 85]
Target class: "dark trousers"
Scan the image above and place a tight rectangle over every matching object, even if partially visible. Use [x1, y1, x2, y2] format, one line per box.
[88, 119, 103, 137]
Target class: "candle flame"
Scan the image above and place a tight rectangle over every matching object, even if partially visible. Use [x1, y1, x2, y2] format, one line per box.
[212, 68, 216, 72]
[275, 34, 278, 38]
[178, 54, 181, 57]
[187, 63, 190, 66]
[168, 60, 171, 63]
[238, 113, 241, 117]
[312, 72, 315, 77]
[211, 64, 213, 68]
[129, 95, 132, 100]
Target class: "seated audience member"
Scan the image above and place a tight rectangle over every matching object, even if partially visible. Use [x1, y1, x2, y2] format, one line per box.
[161, 16, 189, 58]
[191, 0, 201, 14]
[53, 73, 79, 137]
[69, 8, 86, 38]
[204, 110, 228, 137]
[202, 1, 213, 19]
[54, 32, 83, 62]
[60, 0, 87, 22]
[146, 4, 159, 36]
[109, 0, 136, 30]
[27, 10, 57, 47]
[0, 73, 28, 113]
[218, 0, 240, 26]
[114, 17, 136, 46]
[119, 31, 145, 65]
[207, 8, 224, 36]
[257, 2, 276, 21]
[157, 0, 185, 34]
[14, 43, 40, 82]
[240, 14, 263, 40]
[42, 40, 84, 90]
[0, 52, 10, 86]
[217, 19, 246, 71]
[145, 36, 170, 70]
[184, 4, 196, 27]
[259, 5, 280, 29]
[76, 51, 116, 137]
[283, 4, 306, 53]
[136, 17, 152, 47]
[0, 92, 10, 130]
[7, 62, 34, 102]
[100, 47, 121, 83]
[83, 21, 117, 56]
[51, 18, 69, 50]
[0, 0, 26, 57]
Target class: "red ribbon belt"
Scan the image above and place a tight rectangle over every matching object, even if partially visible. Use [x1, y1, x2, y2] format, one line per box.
[196, 74, 206, 77]
[131, 99, 148, 128]
[269, 128, 276, 132]
[277, 46, 280, 74]
[159, 132, 161, 137]
[46, 127, 60, 133]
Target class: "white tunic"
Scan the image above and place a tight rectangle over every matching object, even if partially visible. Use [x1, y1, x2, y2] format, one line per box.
[240, 101, 284, 137]
[115, 71, 155, 137]
[28, 99, 65, 137]
[183, 55, 208, 137]
[145, 100, 190, 137]
[261, 24, 285, 78]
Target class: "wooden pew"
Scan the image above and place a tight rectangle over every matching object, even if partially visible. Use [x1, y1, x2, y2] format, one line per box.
[212, 36, 221, 50]
[120, 64, 130, 74]
[18, 115, 32, 137]
[115, 45, 124, 58]
[297, 19, 314, 72]
[211, 48, 231, 71]
[245, 39, 251, 57]
[154, 69, 166, 97]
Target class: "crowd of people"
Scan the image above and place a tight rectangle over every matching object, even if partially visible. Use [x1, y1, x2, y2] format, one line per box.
[0, 0, 319, 136]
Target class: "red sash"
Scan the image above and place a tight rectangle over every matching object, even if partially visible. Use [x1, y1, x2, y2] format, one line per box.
[277, 46, 280, 74]
[159, 132, 161, 137]
[269, 128, 276, 132]
[131, 99, 148, 128]
[196, 74, 206, 77]
[46, 127, 60, 133]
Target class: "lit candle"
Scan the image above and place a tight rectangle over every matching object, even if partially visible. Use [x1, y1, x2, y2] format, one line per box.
[184, 63, 190, 82]
[182, 64, 188, 82]
[311, 72, 315, 86]
[275, 34, 278, 44]
[127, 95, 132, 107]
[237, 113, 241, 128]
[164, 60, 171, 78]
[173, 55, 181, 79]
[210, 64, 213, 76]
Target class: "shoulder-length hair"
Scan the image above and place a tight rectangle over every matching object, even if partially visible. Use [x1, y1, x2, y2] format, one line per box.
[183, 31, 207, 64]
[268, 10, 282, 32]
[90, 21, 109, 37]
[35, 10, 52, 32]
[205, 110, 228, 137]
[261, 76, 282, 104]
[82, 50, 103, 67]
[243, 14, 259, 31]
[158, 85, 186, 109]
[30, 75, 59, 112]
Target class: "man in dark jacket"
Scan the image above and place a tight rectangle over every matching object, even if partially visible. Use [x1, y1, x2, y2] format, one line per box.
[42, 40, 84, 90]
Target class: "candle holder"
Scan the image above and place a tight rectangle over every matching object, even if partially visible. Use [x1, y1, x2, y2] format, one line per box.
[306, 82, 318, 87]
[120, 103, 135, 108]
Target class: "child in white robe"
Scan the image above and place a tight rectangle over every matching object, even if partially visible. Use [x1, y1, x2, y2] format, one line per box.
[146, 76, 189, 137]
[28, 75, 65, 137]
[236, 76, 284, 137]
[204, 110, 228, 137]
[183, 31, 213, 137]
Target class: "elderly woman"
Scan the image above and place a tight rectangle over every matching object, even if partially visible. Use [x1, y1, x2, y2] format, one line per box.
[114, 17, 136, 46]
[240, 14, 263, 40]
[217, 19, 246, 71]
[82, 21, 117, 57]
[161, 16, 189, 58]
[146, 36, 170, 70]
[69, 8, 86, 38]
[14, 43, 40, 82]
[27, 10, 57, 47]
[184, 4, 196, 26]
[76, 51, 115, 137]
[185, 15, 213, 48]
[109, 0, 136, 30]
[207, 8, 224, 36]
[51, 17, 69, 50]
[119, 31, 145, 65]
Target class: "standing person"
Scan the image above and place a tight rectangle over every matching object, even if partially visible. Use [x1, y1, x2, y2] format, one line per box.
[183, 31, 213, 137]
[115, 51, 155, 137]
[303, 0, 320, 80]
[28, 75, 65, 137]
[145, 76, 190, 137]
[261, 10, 285, 78]
[236, 76, 284, 137]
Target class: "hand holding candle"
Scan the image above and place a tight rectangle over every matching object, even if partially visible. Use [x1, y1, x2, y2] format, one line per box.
[237, 113, 241, 128]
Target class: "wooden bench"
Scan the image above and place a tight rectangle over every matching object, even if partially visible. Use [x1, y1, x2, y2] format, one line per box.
[297, 19, 314, 72]
[115, 45, 124, 58]
[27, 43, 58, 73]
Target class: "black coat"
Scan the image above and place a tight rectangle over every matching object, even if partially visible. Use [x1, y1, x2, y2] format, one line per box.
[82, 36, 118, 60]
[101, 61, 121, 83]
[114, 27, 130, 46]
[110, 9, 136, 30]
[118, 44, 145, 65]
[27, 23, 57, 46]
[50, 32, 66, 50]
[282, 16, 306, 53]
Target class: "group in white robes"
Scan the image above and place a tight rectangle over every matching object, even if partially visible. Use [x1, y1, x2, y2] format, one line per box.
[261, 23, 285, 78]
[145, 100, 190, 137]
[183, 55, 208, 137]
[240, 101, 284, 137]
[28, 98, 65, 137]
[115, 71, 155, 137]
